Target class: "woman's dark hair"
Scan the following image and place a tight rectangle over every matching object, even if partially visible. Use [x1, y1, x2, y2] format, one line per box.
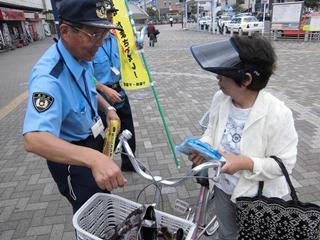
[232, 35, 277, 91]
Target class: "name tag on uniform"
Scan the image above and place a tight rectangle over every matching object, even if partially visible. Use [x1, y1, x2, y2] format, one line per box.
[91, 118, 104, 138]
[111, 67, 120, 76]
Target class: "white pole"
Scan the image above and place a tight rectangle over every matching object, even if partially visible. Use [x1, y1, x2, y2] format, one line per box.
[211, 0, 217, 34]
[185, 1, 188, 29]
[211, 0, 213, 33]
[158, 0, 161, 21]
[197, 1, 200, 30]
[252, 0, 256, 13]
[262, 2, 266, 36]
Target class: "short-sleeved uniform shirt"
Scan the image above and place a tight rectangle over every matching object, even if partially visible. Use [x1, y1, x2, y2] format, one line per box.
[23, 40, 99, 142]
[93, 33, 121, 86]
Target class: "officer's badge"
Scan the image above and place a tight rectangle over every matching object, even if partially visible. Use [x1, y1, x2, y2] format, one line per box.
[96, 0, 111, 19]
[32, 92, 54, 113]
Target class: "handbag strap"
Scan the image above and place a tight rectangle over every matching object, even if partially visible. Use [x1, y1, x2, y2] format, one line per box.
[258, 156, 298, 202]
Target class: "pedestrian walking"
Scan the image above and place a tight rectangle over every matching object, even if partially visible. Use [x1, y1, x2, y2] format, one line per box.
[217, 17, 223, 34]
[189, 35, 298, 239]
[147, 21, 158, 47]
[169, 17, 173, 27]
[93, 0, 137, 172]
[23, 0, 127, 213]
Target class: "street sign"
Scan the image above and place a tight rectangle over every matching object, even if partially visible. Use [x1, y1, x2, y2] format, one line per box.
[272, 2, 304, 24]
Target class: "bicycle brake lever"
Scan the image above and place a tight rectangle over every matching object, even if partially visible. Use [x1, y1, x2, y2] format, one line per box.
[115, 130, 133, 154]
[213, 163, 222, 182]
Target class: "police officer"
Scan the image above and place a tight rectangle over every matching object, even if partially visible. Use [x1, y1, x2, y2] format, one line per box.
[93, 0, 136, 172]
[23, 0, 127, 213]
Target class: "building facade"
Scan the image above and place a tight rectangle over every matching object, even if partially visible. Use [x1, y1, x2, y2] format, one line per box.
[137, 0, 183, 20]
[0, 0, 53, 50]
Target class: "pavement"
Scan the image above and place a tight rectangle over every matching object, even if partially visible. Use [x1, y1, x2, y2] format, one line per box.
[0, 24, 320, 240]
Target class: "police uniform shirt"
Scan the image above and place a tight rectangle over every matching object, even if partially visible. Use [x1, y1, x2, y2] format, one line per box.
[23, 40, 99, 142]
[93, 32, 121, 86]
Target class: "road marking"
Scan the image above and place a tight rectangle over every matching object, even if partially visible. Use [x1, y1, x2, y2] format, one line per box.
[0, 91, 28, 121]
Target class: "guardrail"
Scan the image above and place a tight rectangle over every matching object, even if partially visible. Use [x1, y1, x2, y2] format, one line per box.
[185, 22, 320, 43]
[271, 30, 320, 42]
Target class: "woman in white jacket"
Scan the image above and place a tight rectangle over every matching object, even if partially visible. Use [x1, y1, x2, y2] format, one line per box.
[189, 35, 298, 239]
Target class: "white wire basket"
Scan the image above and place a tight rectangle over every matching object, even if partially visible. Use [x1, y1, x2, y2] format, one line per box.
[73, 193, 196, 240]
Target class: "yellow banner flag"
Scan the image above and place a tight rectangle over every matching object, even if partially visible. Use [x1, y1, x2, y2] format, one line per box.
[113, 0, 150, 90]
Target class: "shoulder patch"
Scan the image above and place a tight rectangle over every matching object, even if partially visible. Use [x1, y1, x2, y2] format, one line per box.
[50, 59, 64, 78]
[32, 92, 54, 113]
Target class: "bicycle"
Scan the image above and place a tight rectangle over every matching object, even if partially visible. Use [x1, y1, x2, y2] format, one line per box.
[118, 130, 222, 239]
[73, 130, 223, 240]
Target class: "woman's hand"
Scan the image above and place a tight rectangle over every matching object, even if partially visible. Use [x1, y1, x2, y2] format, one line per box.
[220, 153, 254, 175]
[188, 151, 205, 166]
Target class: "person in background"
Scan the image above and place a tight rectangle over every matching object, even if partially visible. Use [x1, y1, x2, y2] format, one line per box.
[189, 35, 298, 239]
[23, 0, 127, 213]
[147, 21, 159, 45]
[169, 17, 173, 27]
[93, 0, 136, 172]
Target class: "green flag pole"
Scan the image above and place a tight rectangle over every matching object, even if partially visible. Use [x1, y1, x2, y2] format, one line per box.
[124, 0, 180, 168]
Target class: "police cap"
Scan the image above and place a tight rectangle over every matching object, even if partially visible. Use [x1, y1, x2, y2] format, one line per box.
[58, 0, 121, 30]
[105, 0, 119, 13]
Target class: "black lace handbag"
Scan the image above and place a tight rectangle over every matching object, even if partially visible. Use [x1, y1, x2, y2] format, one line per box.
[236, 156, 320, 240]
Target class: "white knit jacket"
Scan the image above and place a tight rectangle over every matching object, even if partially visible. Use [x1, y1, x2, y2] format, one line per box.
[201, 90, 298, 202]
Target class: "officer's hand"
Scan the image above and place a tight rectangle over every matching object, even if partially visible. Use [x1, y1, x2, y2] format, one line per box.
[106, 109, 121, 133]
[103, 86, 122, 104]
[91, 154, 127, 191]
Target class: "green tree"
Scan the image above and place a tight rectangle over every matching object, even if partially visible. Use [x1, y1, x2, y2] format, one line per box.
[232, 3, 245, 13]
[146, 7, 157, 17]
[304, 0, 320, 9]
[190, 3, 197, 15]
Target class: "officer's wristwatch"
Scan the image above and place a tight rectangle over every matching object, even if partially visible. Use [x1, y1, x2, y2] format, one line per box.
[106, 106, 116, 113]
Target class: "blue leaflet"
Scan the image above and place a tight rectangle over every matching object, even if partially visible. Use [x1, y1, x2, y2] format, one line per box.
[176, 137, 223, 161]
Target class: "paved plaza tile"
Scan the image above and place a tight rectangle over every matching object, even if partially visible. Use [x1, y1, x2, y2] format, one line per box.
[0, 24, 319, 239]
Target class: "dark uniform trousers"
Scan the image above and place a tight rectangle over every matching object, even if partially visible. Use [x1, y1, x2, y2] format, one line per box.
[47, 135, 109, 213]
[98, 86, 136, 169]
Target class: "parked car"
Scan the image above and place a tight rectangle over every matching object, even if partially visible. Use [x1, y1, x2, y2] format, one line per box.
[199, 16, 211, 26]
[256, 12, 271, 21]
[225, 16, 263, 34]
[235, 12, 253, 17]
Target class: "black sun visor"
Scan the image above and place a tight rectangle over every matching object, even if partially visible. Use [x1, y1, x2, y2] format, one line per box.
[190, 39, 244, 81]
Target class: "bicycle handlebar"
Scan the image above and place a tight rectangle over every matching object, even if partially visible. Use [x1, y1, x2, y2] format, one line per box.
[116, 130, 224, 187]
